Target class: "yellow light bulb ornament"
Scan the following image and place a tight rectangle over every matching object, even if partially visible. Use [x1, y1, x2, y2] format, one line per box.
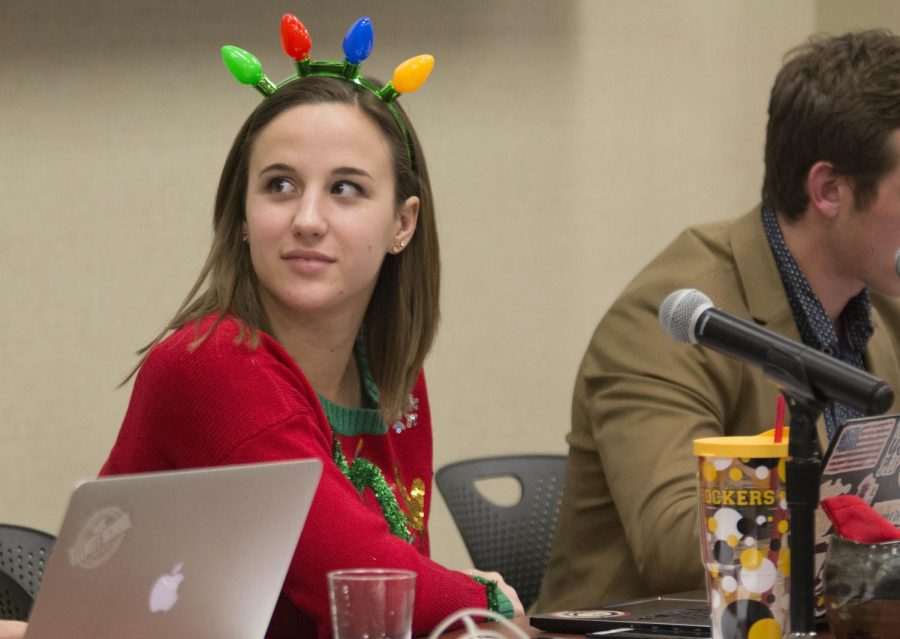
[374, 54, 435, 170]
[377, 55, 434, 102]
[392, 55, 435, 94]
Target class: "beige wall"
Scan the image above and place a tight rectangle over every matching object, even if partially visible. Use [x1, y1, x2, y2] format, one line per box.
[2, 1, 896, 571]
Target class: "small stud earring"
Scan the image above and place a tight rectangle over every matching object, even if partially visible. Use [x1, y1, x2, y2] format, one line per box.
[392, 240, 406, 254]
[242, 232, 249, 243]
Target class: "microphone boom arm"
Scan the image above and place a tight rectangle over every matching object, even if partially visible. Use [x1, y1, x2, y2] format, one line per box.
[696, 310, 893, 414]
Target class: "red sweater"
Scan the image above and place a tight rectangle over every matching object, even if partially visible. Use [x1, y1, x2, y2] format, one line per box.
[100, 316, 491, 638]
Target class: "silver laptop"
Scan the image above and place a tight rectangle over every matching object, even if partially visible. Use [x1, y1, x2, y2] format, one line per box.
[25, 459, 321, 639]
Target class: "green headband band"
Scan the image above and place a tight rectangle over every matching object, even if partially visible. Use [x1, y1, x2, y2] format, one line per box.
[221, 14, 434, 170]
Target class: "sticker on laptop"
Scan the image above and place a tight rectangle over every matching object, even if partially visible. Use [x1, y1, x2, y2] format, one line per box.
[68, 506, 132, 569]
[547, 610, 630, 618]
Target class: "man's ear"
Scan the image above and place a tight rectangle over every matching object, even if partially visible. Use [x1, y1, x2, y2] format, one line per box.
[806, 160, 851, 219]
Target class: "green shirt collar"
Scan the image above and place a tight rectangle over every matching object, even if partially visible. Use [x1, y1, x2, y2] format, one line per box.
[318, 333, 387, 436]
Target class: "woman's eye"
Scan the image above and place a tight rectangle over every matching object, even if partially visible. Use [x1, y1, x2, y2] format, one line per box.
[266, 177, 295, 194]
[331, 181, 363, 197]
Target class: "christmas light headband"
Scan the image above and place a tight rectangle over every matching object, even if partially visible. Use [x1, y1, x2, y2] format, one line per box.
[221, 14, 434, 169]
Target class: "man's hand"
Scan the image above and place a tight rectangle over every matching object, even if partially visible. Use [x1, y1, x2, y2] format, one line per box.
[0, 620, 27, 639]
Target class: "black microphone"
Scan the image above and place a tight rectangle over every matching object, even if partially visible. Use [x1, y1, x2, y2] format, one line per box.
[895, 248, 900, 277]
[659, 289, 894, 415]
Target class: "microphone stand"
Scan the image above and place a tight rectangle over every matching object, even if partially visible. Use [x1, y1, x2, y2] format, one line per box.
[757, 342, 888, 636]
[763, 351, 825, 637]
[782, 391, 824, 638]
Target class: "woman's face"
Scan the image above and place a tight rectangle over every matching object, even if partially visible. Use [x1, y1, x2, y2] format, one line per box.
[244, 102, 418, 327]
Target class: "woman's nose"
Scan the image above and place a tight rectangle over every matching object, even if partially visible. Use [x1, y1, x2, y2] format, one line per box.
[291, 193, 327, 237]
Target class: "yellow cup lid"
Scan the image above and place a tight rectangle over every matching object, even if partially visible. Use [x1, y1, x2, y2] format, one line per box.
[693, 428, 789, 458]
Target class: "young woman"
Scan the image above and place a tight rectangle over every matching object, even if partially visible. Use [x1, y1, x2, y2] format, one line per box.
[98, 18, 522, 639]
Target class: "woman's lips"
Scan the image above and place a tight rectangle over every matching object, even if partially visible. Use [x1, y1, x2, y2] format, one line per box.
[283, 249, 335, 275]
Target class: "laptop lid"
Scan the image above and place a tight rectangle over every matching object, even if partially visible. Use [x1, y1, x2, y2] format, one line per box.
[25, 459, 321, 639]
[813, 412, 900, 609]
[530, 591, 711, 637]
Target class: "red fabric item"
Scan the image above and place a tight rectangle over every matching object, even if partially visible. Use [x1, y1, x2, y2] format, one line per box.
[100, 316, 490, 638]
[820, 495, 900, 543]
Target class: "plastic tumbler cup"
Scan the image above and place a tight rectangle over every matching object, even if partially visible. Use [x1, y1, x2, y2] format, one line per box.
[327, 568, 416, 639]
[693, 431, 790, 639]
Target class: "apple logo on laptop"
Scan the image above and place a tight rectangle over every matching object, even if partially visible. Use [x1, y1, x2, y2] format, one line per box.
[149, 562, 184, 613]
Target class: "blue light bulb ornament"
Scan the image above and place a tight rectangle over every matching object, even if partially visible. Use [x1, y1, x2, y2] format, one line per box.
[342, 17, 373, 79]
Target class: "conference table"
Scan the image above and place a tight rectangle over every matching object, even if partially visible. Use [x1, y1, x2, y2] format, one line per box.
[439, 614, 837, 639]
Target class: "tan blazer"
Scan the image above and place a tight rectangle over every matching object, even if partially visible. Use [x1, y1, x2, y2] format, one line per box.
[534, 207, 900, 612]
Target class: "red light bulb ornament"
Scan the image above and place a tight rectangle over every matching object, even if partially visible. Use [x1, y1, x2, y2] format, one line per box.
[281, 13, 312, 77]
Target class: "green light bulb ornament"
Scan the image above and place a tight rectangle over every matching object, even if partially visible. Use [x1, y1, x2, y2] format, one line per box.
[221, 45, 277, 96]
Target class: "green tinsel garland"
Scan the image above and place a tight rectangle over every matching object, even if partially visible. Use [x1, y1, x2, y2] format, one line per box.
[332, 436, 413, 542]
[469, 574, 502, 613]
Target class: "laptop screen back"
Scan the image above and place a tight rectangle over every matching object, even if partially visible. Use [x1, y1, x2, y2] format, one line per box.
[814, 413, 900, 609]
[25, 459, 321, 639]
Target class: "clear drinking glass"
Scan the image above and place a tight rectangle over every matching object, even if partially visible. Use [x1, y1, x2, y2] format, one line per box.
[327, 568, 416, 639]
[823, 535, 900, 639]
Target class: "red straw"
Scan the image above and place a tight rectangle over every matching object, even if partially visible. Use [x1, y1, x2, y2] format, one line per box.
[774, 394, 785, 443]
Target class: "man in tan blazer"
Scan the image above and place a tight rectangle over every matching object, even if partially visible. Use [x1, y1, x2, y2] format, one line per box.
[535, 30, 900, 612]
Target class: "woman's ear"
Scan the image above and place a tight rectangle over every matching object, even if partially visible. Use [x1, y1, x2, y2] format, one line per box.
[392, 196, 419, 252]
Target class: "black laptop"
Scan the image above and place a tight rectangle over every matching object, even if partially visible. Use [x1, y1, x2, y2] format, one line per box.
[530, 591, 710, 637]
[531, 413, 900, 637]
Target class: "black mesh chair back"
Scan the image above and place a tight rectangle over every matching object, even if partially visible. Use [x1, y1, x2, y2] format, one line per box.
[434, 454, 567, 610]
[0, 524, 56, 620]
[0, 571, 32, 621]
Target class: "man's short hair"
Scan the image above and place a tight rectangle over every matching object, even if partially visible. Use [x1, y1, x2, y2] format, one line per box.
[762, 30, 900, 219]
